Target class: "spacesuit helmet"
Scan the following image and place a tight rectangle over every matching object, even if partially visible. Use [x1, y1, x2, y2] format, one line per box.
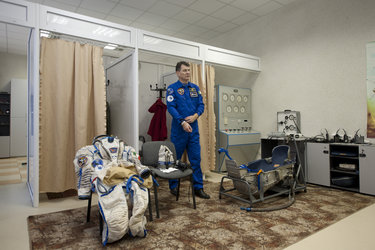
[93, 135, 125, 161]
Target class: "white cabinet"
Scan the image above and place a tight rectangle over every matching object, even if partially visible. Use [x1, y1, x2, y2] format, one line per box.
[359, 145, 375, 195]
[11, 79, 27, 117]
[0, 136, 10, 158]
[306, 142, 330, 186]
[307, 142, 375, 196]
[10, 117, 27, 156]
[10, 79, 27, 157]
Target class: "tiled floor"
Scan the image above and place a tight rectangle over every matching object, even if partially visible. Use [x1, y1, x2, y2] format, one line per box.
[0, 157, 27, 185]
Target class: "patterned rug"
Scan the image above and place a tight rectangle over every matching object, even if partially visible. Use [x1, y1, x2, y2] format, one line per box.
[28, 180, 375, 249]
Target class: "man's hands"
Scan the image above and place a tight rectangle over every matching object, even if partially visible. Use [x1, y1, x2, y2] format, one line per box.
[185, 113, 198, 123]
[181, 121, 192, 132]
[181, 113, 199, 133]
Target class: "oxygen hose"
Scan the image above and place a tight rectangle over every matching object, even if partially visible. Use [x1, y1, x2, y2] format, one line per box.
[240, 198, 295, 212]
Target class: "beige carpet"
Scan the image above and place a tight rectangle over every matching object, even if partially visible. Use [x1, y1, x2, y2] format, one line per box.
[27, 180, 375, 249]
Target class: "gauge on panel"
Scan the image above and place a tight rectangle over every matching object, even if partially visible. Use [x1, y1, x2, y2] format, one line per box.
[240, 106, 245, 113]
[230, 94, 235, 102]
[234, 106, 239, 113]
[243, 96, 248, 103]
[236, 95, 242, 102]
[226, 105, 232, 113]
[222, 93, 228, 101]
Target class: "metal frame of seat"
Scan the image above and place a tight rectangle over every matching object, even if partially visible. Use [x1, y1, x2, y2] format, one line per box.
[219, 145, 295, 207]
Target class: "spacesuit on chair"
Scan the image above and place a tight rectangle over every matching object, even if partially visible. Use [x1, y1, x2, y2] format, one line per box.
[74, 135, 152, 245]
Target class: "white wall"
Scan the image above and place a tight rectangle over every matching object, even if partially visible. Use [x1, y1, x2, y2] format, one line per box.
[0, 52, 27, 92]
[138, 61, 175, 142]
[211, 0, 375, 141]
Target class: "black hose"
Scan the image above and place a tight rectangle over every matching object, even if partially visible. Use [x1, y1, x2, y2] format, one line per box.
[241, 197, 295, 212]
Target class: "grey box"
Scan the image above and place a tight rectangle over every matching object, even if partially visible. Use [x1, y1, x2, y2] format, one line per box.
[277, 110, 301, 134]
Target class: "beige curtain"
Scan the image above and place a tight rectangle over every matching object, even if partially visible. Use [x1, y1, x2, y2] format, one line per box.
[190, 63, 216, 173]
[39, 38, 106, 193]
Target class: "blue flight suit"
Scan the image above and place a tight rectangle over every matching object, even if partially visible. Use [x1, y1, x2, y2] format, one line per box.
[166, 80, 204, 191]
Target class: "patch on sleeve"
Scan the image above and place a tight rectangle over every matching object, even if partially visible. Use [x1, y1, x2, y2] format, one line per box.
[167, 95, 174, 102]
[167, 88, 174, 95]
[78, 155, 88, 168]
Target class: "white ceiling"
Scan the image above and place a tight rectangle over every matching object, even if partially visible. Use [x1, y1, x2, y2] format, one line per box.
[0, 23, 30, 55]
[0, 0, 299, 55]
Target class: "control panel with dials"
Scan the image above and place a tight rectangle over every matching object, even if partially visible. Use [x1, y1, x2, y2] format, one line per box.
[217, 85, 252, 133]
[215, 85, 259, 172]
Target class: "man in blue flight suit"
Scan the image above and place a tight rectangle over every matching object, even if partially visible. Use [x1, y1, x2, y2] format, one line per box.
[166, 61, 210, 199]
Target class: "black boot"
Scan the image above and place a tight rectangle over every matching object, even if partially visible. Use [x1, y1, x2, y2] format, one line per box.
[194, 189, 210, 199]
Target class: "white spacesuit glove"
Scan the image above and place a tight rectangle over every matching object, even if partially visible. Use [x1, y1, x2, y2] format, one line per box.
[123, 146, 151, 179]
[73, 145, 95, 199]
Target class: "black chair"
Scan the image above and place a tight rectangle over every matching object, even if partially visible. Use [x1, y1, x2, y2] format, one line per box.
[141, 141, 196, 218]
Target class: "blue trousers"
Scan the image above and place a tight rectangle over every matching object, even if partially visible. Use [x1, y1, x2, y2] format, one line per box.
[169, 127, 203, 191]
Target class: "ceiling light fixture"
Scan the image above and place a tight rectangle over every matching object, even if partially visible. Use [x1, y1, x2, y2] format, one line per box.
[104, 43, 118, 50]
[40, 30, 51, 38]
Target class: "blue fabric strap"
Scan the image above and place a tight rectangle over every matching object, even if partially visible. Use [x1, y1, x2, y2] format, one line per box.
[78, 168, 83, 188]
[100, 185, 115, 197]
[98, 202, 109, 246]
[152, 176, 159, 187]
[125, 175, 147, 198]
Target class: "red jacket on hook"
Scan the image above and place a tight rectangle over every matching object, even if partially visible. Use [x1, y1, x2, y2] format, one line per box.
[147, 98, 167, 141]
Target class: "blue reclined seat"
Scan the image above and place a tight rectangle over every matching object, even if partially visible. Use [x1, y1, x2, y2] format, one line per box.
[219, 145, 297, 211]
[245, 145, 293, 173]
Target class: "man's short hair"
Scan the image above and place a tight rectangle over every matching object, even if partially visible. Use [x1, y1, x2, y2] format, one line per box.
[176, 61, 190, 72]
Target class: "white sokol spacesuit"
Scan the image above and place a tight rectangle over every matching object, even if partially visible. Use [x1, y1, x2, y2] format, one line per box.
[74, 136, 151, 245]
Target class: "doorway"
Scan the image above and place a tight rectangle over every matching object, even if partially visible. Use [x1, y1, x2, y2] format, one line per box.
[0, 23, 29, 185]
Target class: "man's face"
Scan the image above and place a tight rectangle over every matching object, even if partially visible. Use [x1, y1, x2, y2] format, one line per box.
[177, 64, 190, 83]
